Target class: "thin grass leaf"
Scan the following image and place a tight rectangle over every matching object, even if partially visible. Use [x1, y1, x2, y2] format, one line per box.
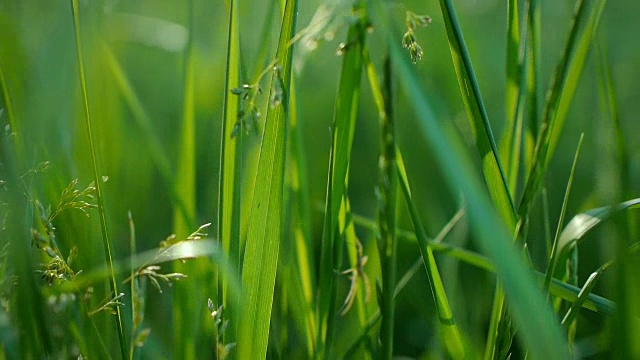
[524, 0, 540, 172]
[315, 4, 367, 357]
[436, 0, 516, 230]
[543, 134, 584, 295]
[284, 77, 316, 357]
[369, 0, 570, 357]
[518, 0, 606, 218]
[69, 1, 126, 357]
[397, 150, 466, 358]
[171, 2, 201, 357]
[218, 0, 242, 345]
[236, 0, 297, 357]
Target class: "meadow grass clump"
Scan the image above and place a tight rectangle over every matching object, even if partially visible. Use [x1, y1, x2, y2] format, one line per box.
[0, 0, 639, 358]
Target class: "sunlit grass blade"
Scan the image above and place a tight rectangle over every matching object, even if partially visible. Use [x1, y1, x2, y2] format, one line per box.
[171, 1, 201, 357]
[369, 0, 569, 357]
[543, 134, 583, 295]
[315, 4, 367, 357]
[54, 239, 240, 299]
[284, 78, 317, 356]
[218, 0, 242, 346]
[236, 0, 297, 357]
[69, 0, 126, 357]
[436, 0, 516, 230]
[396, 150, 466, 358]
[518, 0, 606, 218]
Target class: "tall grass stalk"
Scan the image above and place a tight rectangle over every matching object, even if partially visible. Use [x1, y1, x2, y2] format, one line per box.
[69, 1, 126, 358]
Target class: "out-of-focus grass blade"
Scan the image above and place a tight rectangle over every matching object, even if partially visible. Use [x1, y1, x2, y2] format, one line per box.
[543, 134, 583, 294]
[397, 151, 466, 358]
[518, 0, 606, 217]
[369, 0, 569, 357]
[436, 0, 516, 230]
[285, 78, 317, 356]
[172, 1, 201, 357]
[595, 37, 634, 238]
[236, 0, 297, 357]
[218, 0, 242, 344]
[562, 242, 640, 327]
[554, 199, 640, 281]
[103, 46, 194, 229]
[315, 5, 366, 358]
[69, 0, 126, 357]
[546, 0, 607, 157]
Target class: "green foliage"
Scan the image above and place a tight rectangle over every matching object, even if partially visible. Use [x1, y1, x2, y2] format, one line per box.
[0, 0, 638, 358]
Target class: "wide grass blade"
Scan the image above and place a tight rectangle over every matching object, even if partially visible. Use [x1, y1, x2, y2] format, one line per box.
[436, 0, 516, 230]
[69, 1, 126, 357]
[369, 0, 570, 357]
[315, 4, 367, 357]
[236, 0, 297, 357]
[397, 151, 466, 358]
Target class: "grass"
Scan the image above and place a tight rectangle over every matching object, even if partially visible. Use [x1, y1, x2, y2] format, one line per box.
[0, 0, 638, 358]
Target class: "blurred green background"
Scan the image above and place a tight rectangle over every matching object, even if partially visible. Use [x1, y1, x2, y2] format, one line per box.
[0, 0, 638, 357]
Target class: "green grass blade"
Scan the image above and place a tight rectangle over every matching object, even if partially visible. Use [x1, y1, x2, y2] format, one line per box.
[285, 77, 317, 357]
[397, 150, 466, 358]
[555, 199, 640, 282]
[518, 0, 606, 218]
[436, 0, 516, 230]
[543, 134, 584, 294]
[376, 56, 398, 360]
[172, 2, 200, 357]
[218, 0, 242, 344]
[102, 46, 194, 229]
[524, 0, 540, 171]
[369, 0, 569, 357]
[69, 1, 126, 357]
[315, 5, 367, 357]
[236, 0, 297, 357]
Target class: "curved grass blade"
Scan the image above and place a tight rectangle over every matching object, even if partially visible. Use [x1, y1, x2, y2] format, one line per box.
[236, 0, 297, 357]
[397, 151, 466, 358]
[554, 198, 640, 281]
[369, 0, 569, 357]
[315, 4, 367, 357]
[69, 1, 126, 357]
[436, 0, 516, 230]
